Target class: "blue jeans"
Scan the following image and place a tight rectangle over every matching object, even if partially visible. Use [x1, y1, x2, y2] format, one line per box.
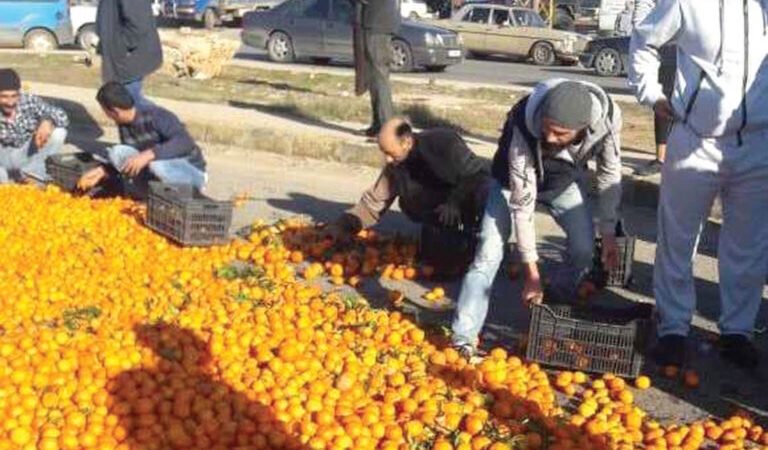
[451, 179, 595, 348]
[0, 128, 67, 183]
[107, 145, 207, 195]
[124, 79, 146, 106]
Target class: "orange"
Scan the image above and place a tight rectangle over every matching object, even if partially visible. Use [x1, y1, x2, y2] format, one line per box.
[635, 376, 652, 390]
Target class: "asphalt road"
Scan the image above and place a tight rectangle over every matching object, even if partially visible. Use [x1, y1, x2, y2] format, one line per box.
[220, 28, 632, 95]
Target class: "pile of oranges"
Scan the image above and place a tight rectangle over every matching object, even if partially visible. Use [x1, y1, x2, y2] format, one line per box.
[0, 185, 766, 450]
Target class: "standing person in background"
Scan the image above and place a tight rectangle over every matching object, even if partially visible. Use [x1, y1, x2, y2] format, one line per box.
[351, 0, 401, 138]
[96, 0, 163, 105]
[629, 0, 768, 370]
[630, 0, 676, 176]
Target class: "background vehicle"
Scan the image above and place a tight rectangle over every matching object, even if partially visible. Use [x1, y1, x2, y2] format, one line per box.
[0, 0, 74, 51]
[401, 0, 434, 19]
[164, 0, 271, 29]
[152, 0, 164, 16]
[437, 4, 589, 65]
[579, 34, 628, 76]
[70, 0, 98, 50]
[242, 0, 464, 72]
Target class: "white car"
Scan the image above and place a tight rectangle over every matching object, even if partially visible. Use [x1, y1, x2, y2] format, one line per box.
[401, 0, 433, 19]
[70, 1, 98, 50]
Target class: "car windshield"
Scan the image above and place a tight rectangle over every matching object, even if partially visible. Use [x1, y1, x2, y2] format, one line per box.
[512, 9, 545, 27]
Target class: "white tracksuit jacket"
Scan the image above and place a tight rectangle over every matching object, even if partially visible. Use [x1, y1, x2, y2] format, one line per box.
[629, 0, 768, 140]
[629, 0, 768, 339]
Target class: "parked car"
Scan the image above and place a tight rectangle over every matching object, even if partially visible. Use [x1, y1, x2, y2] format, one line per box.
[0, 0, 74, 51]
[70, 0, 98, 50]
[401, 0, 433, 19]
[435, 4, 589, 65]
[579, 34, 628, 77]
[164, 0, 270, 29]
[241, 0, 464, 72]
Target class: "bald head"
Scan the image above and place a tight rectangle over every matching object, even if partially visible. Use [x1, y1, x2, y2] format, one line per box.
[378, 118, 414, 164]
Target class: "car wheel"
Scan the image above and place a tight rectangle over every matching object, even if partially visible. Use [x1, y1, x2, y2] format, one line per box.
[409, 12, 419, 19]
[24, 29, 58, 52]
[267, 31, 295, 63]
[76, 24, 98, 51]
[390, 39, 413, 72]
[203, 8, 218, 29]
[593, 47, 622, 77]
[425, 65, 447, 73]
[531, 41, 556, 66]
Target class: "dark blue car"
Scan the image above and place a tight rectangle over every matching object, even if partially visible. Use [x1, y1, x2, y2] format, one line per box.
[0, 0, 74, 51]
[579, 35, 629, 77]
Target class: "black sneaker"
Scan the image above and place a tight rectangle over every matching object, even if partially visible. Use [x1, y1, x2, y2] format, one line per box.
[720, 334, 760, 370]
[653, 334, 686, 367]
[634, 159, 664, 177]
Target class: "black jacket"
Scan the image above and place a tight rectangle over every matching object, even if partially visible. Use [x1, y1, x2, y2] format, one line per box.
[491, 96, 588, 198]
[96, 0, 163, 83]
[354, 0, 401, 34]
[391, 128, 489, 223]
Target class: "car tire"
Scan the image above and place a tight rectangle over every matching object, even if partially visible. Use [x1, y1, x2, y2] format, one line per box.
[593, 47, 622, 77]
[203, 8, 218, 29]
[390, 39, 413, 73]
[425, 65, 447, 73]
[409, 12, 419, 19]
[24, 29, 58, 53]
[531, 41, 556, 66]
[76, 24, 98, 51]
[267, 31, 295, 63]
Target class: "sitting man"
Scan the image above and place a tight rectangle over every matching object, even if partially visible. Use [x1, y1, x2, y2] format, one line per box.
[329, 118, 489, 263]
[452, 79, 623, 358]
[0, 68, 68, 184]
[78, 82, 206, 196]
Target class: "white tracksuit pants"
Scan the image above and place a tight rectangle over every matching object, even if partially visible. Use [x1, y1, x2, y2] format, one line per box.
[654, 124, 768, 338]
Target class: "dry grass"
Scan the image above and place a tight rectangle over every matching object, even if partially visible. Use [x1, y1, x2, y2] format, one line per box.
[3, 53, 655, 153]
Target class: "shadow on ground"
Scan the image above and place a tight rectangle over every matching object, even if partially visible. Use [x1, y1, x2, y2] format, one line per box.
[110, 323, 307, 449]
[228, 100, 361, 135]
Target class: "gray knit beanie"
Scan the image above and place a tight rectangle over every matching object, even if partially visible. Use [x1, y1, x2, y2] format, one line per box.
[540, 82, 594, 130]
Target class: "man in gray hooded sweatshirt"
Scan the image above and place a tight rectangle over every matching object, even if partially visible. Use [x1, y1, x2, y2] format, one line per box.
[630, 0, 768, 369]
[451, 79, 623, 358]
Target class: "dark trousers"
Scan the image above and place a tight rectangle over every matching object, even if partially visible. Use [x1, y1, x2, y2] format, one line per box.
[654, 46, 677, 146]
[364, 32, 394, 132]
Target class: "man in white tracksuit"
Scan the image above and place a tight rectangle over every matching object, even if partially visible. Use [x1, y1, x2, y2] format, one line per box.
[629, 0, 768, 369]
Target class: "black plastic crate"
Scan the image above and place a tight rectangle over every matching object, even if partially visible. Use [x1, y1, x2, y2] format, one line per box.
[146, 182, 233, 247]
[526, 303, 652, 378]
[45, 153, 102, 192]
[593, 221, 636, 287]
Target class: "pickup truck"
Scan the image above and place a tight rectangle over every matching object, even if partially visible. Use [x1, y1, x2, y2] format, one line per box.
[164, 0, 282, 29]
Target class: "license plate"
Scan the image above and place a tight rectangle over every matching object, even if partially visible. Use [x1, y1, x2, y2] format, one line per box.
[448, 49, 462, 58]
